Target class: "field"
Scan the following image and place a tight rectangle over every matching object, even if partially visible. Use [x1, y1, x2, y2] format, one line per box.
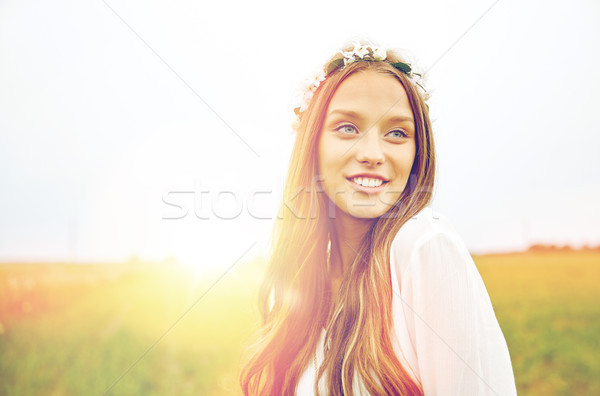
[0, 251, 599, 395]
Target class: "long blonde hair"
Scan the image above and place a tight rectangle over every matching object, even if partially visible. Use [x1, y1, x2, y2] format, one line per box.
[240, 43, 436, 395]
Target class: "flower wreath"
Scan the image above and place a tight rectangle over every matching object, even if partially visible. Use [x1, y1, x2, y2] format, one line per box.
[293, 42, 428, 120]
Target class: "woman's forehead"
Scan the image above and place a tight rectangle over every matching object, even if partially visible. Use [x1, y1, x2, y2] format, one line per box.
[327, 70, 413, 120]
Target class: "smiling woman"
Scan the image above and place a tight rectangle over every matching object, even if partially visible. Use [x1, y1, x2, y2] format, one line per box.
[239, 41, 517, 395]
[318, 70, 417, 220]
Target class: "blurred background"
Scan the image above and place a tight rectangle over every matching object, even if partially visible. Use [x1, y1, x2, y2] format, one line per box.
[1, 0, 599, 394]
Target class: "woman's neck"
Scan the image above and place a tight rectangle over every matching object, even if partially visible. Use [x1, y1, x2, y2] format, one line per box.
[329, 212, 375, 279]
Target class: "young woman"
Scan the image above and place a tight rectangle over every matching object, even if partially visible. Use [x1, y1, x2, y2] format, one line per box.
[240, 41, 517, 395]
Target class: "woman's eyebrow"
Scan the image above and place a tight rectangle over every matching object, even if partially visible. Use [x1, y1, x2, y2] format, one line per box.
[327, 109, 414, 125]
[326, 109, 362, 119]
[386, 115, 414, 125]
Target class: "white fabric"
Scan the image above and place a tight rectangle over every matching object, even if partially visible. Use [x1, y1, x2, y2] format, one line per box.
[296, 207, 517, 395]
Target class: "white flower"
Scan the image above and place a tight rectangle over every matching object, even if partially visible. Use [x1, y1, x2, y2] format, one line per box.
[340, 49, 356, 66]
[299, 78, 313, 94]
[300, 76, 314, 90]
[354, 42, 369, 59]
[294, 68, 328, 116]
[299, 98, 310, 112]
[372, 46, 387, 61]
[340, 50, 354, 59]
[300, 89, 316, 110]
[312, 70, 326, 87]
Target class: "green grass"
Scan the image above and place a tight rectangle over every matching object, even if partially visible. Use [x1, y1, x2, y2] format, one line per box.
[0, 251, 598, 395]
[475, 251, 600, 395]
[0, 261, 262, 395]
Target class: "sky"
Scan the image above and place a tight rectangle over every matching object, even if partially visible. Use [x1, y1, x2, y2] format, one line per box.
[0, 0, 599, 268]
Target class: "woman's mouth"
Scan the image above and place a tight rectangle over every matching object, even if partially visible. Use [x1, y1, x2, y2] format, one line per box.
[346, 177, 389, 195]
[350, 177, 385, 187]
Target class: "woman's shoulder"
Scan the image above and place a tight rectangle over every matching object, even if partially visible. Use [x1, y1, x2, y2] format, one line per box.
[390, 206, 471, 271]
[390, 208, 518, 395]
[391, 206, 464, 252]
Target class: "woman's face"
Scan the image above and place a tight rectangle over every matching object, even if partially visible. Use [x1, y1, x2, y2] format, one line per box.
[318, 70, 417, 220]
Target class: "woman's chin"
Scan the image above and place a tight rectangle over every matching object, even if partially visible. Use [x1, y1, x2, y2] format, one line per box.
[341, 205, 390, 220]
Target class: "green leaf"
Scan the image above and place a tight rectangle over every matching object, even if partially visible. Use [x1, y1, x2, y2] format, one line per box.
[391, 62, 412, 74]
[326, 58, 345, 74]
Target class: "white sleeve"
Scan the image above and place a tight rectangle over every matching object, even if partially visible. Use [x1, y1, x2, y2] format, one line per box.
[398, 231, 517, 396]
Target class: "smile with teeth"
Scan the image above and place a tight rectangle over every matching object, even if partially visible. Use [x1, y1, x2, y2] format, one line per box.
[351, 177, 387, 188]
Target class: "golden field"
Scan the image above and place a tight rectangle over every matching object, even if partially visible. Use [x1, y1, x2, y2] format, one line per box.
[0, 251, 599, 395]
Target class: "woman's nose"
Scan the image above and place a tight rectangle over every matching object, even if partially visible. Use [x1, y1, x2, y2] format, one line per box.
[355, 129, 385, 166]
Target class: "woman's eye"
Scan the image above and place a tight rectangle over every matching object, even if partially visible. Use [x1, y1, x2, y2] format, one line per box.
[387, 129, 407, 139]
[336, 125, 358, 134]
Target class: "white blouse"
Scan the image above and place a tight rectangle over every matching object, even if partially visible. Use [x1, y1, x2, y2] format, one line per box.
[296, 207, 517, 395]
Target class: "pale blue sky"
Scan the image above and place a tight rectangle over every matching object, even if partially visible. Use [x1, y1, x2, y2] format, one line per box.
[1, 0, 599, 266]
